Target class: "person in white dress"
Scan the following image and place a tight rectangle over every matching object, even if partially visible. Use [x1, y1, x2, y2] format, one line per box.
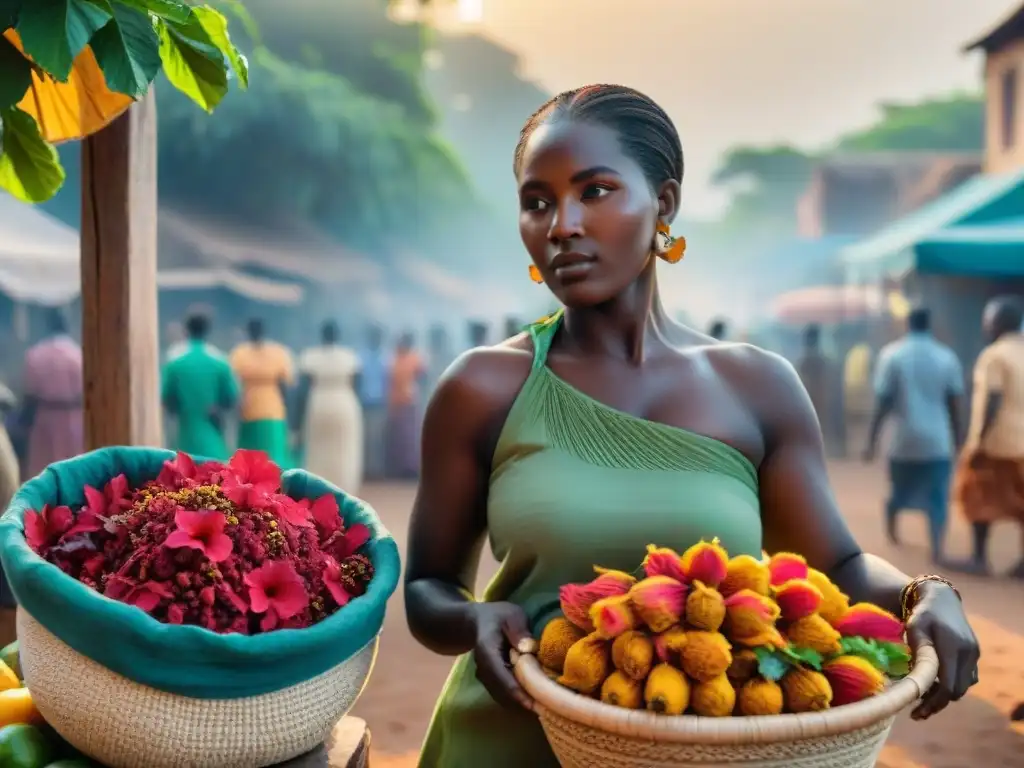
[296, 321, 364, 492]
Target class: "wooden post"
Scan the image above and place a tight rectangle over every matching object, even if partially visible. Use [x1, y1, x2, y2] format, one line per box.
[79, 92, 162, 449]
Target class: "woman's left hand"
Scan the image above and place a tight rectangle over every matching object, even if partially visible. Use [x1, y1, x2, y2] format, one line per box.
[904, 581, 981, 720]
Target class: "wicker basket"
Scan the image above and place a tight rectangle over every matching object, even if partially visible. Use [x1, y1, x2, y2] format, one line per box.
[513, 644, 938, 768]
[18, 607, 378, 768]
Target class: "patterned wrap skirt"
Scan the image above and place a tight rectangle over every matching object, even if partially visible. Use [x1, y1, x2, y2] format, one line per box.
[953, 453, 1024, 524]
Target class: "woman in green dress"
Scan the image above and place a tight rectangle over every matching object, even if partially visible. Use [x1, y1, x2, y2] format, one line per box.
[404, 85, 980, 768]
[162, 312, 239, 461]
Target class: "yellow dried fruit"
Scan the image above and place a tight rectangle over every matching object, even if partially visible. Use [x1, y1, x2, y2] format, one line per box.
[538, 617, 587, 673]
[807, 568, 850, 625]
[737, 678, 784, 716]
[680, 630, 733, 683]
[653, 625, 689, 664]
[644, 663, 691, 715]
[785, 614, 842, 656]
[720, 554, 770, 597]
[628, 575, 687, 633]
[600, 670, 644, 709]
[558, 633, 611, 695]
[611, 630, 655, 682]
[590, 594, 639, 640]
[691, 672, 737, 717]
[724, 590, 787, 649]
[781, 667, 833, 713]
[685, 580, 726, 632]
[726, 648, 760, 687]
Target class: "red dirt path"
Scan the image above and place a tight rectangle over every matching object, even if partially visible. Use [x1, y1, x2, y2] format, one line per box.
[352, 461, 1024, 767]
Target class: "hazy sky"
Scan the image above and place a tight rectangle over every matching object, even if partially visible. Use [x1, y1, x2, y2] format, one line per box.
[457, 0, 1018, 218]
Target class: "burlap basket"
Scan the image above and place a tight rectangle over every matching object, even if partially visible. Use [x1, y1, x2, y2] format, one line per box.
[0, 447, 402, 768]
[514, 644, 939, 768]
[17, 608, 377, 768]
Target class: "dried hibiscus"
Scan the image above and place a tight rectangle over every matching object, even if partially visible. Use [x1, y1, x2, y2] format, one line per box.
[23, 450, 375, 635]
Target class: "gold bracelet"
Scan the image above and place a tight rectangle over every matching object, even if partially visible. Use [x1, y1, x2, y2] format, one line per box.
[899, 574, 961, 622]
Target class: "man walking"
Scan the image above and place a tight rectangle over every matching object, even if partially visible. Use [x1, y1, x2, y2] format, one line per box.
[950, 295, 1024, 578]
[864, 307, 964, 564]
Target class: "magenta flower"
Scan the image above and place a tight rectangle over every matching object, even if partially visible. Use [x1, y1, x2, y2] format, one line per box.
[105, 577, 174, 614]
[322, 557, 352, 607]
[23, 504, 73, 552]
[310, 494, 341, 536]
[156, 452, 198, 487]
[164, 508, 234, 562]
[324, 523, 371, 562]
[221, 450, 281, 507]
[244, 560, 309, 631]
[271, 494, 313, 528]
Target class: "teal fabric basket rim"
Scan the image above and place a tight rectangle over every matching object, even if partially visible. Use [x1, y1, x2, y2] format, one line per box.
[0, 447, 401, 700]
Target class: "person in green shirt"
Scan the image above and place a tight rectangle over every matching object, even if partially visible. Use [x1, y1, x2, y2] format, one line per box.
[162, 312, 239, 460]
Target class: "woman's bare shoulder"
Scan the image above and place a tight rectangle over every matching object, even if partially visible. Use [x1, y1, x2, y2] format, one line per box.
[706, 342, 813, 430]
[426, 335, 535, 431]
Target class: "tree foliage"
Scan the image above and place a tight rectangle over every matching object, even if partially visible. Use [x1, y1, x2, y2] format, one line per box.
[0, 0, 244, 202]
[836, 92, 984, 152]
[711, 91, 986, 233]
[157, 46, 474, 248]
[156, 0, 479, 251]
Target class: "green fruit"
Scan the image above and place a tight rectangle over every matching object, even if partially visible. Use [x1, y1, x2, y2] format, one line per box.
[0, 642, 20, 681]
[0, 723, 54, 768]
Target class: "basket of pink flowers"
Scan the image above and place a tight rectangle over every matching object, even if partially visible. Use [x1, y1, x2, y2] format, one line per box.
[0, 447, 400, 768]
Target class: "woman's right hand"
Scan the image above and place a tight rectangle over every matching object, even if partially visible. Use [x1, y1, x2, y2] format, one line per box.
[472, 601, 537, 711]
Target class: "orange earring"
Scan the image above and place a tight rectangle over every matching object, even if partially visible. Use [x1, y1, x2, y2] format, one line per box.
[655, 221, 686, 264]
[528, 264, 544, 283]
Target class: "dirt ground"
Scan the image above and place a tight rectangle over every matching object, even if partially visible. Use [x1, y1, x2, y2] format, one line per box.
[352, 461, 1024, 768]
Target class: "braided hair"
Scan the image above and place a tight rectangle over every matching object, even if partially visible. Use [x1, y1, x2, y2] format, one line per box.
[513, 84, 683, 191]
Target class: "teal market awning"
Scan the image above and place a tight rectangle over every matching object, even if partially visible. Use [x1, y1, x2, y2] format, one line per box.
[915, 219, 1024, 276]
[840, 168, 1024, 278]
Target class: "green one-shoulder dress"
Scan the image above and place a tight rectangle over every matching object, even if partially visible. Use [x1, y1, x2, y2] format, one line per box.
[417, 313, 763, 768]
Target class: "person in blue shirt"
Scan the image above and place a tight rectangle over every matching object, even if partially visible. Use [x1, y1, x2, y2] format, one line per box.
[864, 307, 964, 564]
[357, 324, 389, 480]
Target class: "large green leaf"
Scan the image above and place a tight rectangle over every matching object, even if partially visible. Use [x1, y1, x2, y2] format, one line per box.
[112, 0, 190, 23]
[16, 0, 111, 81]
[0, 33, 32, 110]
[192, 5, 246, 88]
[0, 106, 66, 202]
[155, 13, 228, 111]
[90, 2, 161, 98]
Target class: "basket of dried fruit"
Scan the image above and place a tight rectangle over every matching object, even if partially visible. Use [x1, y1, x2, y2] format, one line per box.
[513, 541, 939, 768]
[0, 447, 401, 768]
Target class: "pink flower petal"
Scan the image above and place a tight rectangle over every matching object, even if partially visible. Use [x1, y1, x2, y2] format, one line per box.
[310, 494, 341, 535]
[336, 523, 371, 558]
[203, 532, 234, 563]
[274, 495, 314, 528]
[62, 510, 103, 539]
[164, 529, 207, 555]
[83, 485, 107, 516]
[325, 579, 351, 607]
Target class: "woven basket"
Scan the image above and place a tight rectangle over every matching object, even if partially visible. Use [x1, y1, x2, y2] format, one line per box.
[513, 644, 938, 768]
[18, 607, 377, 768]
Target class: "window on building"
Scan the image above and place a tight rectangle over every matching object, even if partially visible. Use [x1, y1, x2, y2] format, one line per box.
[1002, 67, 1018, 150]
